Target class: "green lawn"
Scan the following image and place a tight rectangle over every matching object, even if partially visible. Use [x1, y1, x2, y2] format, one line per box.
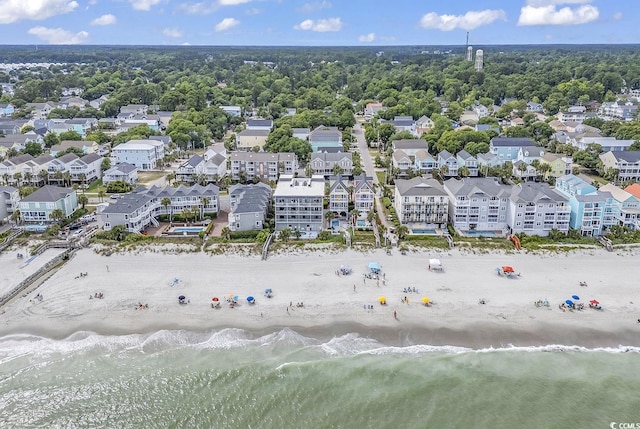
[375, 171, 386, 185]
[86, 179, 104, 192]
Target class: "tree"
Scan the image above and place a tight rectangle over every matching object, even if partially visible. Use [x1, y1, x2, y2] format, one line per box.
[78, 173, 87, 188]
[98, 189, 106, 203]
[38, 169, 48, 185]
[221, 226, 231, 240]
[10, 209, 21, 225]
[12, 172, 22, 186]
[63, 171, 72, 187]
[367, 209, 376, 225]
[23, 142, 43, 156]
[23, 171, 33, 186]
[166, 172, 176, 186]
[20, 125, 35, 134]
[517, 162, 528, 177]
[293, 229, 302, 240]
[349, 208, 361, 226]
[573, 143, 603, 169]
[201, 196, 210, 220]
[325, 210, 335, 227]
[161, 197, 172, 222]
[43, 132, 59, 148]
[101, 158, 111, 172]
[58, 130, 83, 141]
[56, 147, 84, 158]
[458, 166, 470, 178]
[396, 225, 409, 240]
[278, 228, 291, 242]
[49, 208, 65, 223]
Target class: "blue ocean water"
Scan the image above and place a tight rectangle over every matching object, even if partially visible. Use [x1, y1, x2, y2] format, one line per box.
[0, 329, 638, 428]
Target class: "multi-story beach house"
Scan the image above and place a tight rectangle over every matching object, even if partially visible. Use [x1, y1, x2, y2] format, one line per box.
[414, 149, 437, 174]
[309, 126, 342, 152]
[0, 185, 18, 223]
[394, 177, 448, 230]
[176, 155, 205, 183]
[236, 129, 270, 151]
[19, 185, 78, 223]
[230, 152, 297, 183]
[111, 139, 164, 170]
[507, 183, 571, 236]
[572, 136, 634, 152]
[67, 153, 103, 184]
[391, 139, 429, 157]
[328, 175, 350, 217]
[310, 152, 353, 177]
[599, 184, 640, 230]
[273, 175, 324, 234]
[456, 150, 479, 176]
[555, 174, 617, 236]
[540, 153, 572, 179]
[228, 183, 271, 231]
[599, 151, 640, 182]
[102, 163, 138, 185]
[392, 150, 413, 176]
[444, 177, 511, 235]
[353, 175, 375, 220]
[437, 150, 459, 177]
[489, 137, 537, 163]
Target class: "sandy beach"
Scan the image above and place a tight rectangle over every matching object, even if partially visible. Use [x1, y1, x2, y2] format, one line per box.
[1, 245, 639, 348]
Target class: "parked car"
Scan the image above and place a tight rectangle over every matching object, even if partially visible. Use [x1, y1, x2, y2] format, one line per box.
[72, 228, 84, 238]
[109, 194, 120, 200]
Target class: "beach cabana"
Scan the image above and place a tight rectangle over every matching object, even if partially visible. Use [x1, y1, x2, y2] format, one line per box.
[378, 296, 387, 305]
[340, 265, 352, 275]
[368, 262, 381, 274]
[421, 297, 431, 306]
[428, 259, 443, 272]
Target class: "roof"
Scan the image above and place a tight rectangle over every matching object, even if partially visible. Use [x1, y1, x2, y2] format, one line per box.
[105, 163, 137, 175]
[0, 185, 18, 194]
[21, 185, 74, 203]
[624, 183, 640, 199]
[101, 193, 153, 214]
[311, 152, 352, 163]
[491, 137, 536, 147]
[395, 177, 446, 197]
[414, 149, 435, 161]
[309, 126, 342, 142]
[392, 139, 428, 151]
[510, 183, 568, 204]
[246, 119, 273, 127]
[444, 177, 511, 198]
[273, 175, 325, 197]
[520, 146, 545, 157]
[542, 153, 564, 163]
[182, 155, 204, 168]
[605, 151, 640, 163]
[238, 129, 270, 137]
[34, 154, 54, 165]
[57, 153, 79, 163]
[599, 184, 636, 203]
[230, 152, 296, 163]
[457, 150, 475, 160]
[208, 153, 226, 167]
[392, 150, 411, 162]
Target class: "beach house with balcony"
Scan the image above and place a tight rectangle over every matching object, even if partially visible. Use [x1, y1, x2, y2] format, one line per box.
[19, 185, 78, 223]
[273, 175, 325, 234]
[394, 177, 448, 230]
[507, 183, 570, 236]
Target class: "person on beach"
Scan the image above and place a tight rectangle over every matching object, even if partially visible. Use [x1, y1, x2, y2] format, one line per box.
[353, 284, 356, 292]
[393, 310, 397, 319]
[106, 265, 109, 272]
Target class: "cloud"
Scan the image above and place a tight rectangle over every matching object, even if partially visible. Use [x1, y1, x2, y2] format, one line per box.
[525, 0, 592, 5]
[358, 33, 375, 42]
[245, 7, 261, 15]
[294, 17, 342, 32]
[215, 17, 239, 32]
[419, 9, 507, 31]
[297, 1, 331, 13]
[0, 0, 78, 24]
[613, 12, 622, 20]
[90, 14, 116, 26]
[163, 28, 183, 38]
[219, 0, 250, 5]
[28, 26, 89, 44]
[518, 4, 599, 26]
[128, 0, 160, 11]
[181, 42, 191, 46]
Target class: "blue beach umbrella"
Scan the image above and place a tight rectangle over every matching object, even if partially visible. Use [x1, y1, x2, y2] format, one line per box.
[233, 295, 239, 301]
[178, 295, 185, 300]
[565, 299, 574, 306]
[572, 295, 580, 300]
[265, 288, 272, 293]
[247, 296, 254, 303]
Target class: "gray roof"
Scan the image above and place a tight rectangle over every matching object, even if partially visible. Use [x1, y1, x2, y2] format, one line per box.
[311, 152, 352, 162]
[238, 129, 270, 137]
[310, 126, 342, 142]
[34, 154, 54, 165]
[457, 150, 474, 160]
[208, 153, 226, 167]
[101, 193, 153, 214]
[520, 146, 545, 157]
[608, 151, 640, 162]
[3, 154, 34, 165]
[510, 183, 568, 204]
[57, 153, 79, 163]
[0, 185, 18, 193]
[183, 155, 204, 168]
[81, 153, 101, 164]
[392, 139, 428, 151]
[444, 177, 510, 198]
[491, 137, 536, 147]
[149, 135, 171, 144]
[105, 163, 137, 175]
[231, 152, 296, 163]
[247, 119, 273, 127]
[230, 183, 271, 215]
[395, 177, 447, 197]
[142, 183, 219, 198]
[21, 185, 74, 203]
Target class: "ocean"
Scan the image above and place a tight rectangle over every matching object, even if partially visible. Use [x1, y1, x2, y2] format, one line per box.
[0, 329, 638, 429]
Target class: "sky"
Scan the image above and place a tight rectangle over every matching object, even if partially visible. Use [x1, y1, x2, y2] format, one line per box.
[0, 0, 637, 46]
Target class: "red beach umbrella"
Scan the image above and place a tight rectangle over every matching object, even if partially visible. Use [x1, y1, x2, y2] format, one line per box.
[212, 297, 219, 302]
[589, 299, 599, 305]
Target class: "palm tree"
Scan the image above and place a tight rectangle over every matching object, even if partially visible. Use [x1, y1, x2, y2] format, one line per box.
[23, 171, 33, 186]
[78, 173, 87, 188]
[396, 225, 409, 240]
[325, 210, 335, 228]
[293, 229, 302, 240]
[98, 189, 106, 203]
[278, 228, 291, 242]
[537, 163, 552, 180]
[367, 210, 376, 226]
[166, 172, 176, 186]
[458, 166, 470, 178]
[2, 173, 9, 185]
[53, 170, 63, 185]
[63, 171, 72, 187]
[49, 208, 65, 223]
[201, 196, 210, 220]
[181, 208, 191, 223]
[221, 226, 231, 240]
[38, 169, 48, 185]
[349, 208, 361, 226]
[161, 197, 172, 222]
[78, 194, 88, 209]
[10, 209, 21, 225]
[517, 162, 528, 179]
[13, 172, 22, 186]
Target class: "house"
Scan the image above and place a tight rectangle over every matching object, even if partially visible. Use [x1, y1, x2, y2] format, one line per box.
[507, 183, 570, 236]
[220, 105, 242, 117]
[391, 139, 428, 157]
[202, 152, 227, 182]
[599, 184, 640, 230]
[67, 153, 103, 183]
[99, 184, 219, 233]
[415, 115, 434, 135]
[540, 153, 572, 179]
[309, 126, 342, 152]
[50, 140, 99, 157]
[353, 175, 375, 220]
[558, 105, 586, 123]
[292, 128, 311, 141]
[25, 102, 56, 120]
[572, 136, 634, 152]
[273, 175, 325, 234]
[598, 101, 638, 121]
[121, 118, 161, 132]
[510, 117, 525, 127]
[444, 177, 511, 235]
[89, 95, 109, 110]
[120, 104, 149, 116]
[512, 160, 539, 181]
[111, 139, 164, 170]
[310, 152, 353, 176]
[394, 177, 448, 229]
[555, 174, 617, 236]
[246, 119, 273, 131]
[98, 118, 120, 130]
[490, 137, 537, 162]
[456, 150, 479, 176]
[526, 102, 544, 113]
[0, 154, 34, 185]
[230, 152, 297, 183]
[437, 150, 458, 177]
[0, 122, 21, 135]
[59, 96, 88, 110]
[328, 175, 350, 216]
[380, 116, 416, 135]
[0, 103, 15, 117]
[599, 151, 640, 182]
[364, 102, 386, 121]
[176, 155, 205, 183]
[392, 150, 413, 175]
[102, 163, 138, 185]
[228, 183, 271, 231]
[61, 87, 84, 96]
[517, 146, 545, 165]
[19, 154, 54, 186]
[236, 129, 270, 151]
[19, 185, 78, 223]
[0, 133, 43, 151]
[0, 186, 18, 222]
[472, 104, 489, 119]
[414, 149, 437, 174]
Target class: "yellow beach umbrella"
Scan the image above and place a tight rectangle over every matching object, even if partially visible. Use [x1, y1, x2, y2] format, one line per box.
[421, 297, 430, 305]
[378, 296, 387, 304]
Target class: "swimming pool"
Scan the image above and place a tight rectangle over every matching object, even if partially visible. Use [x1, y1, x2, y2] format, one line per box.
[171, 226, 205, 233]
[465, 230, 499, 237]
[411, 229, 437, 235]
[357, 220, 366, 227]
[331, 220, 340, 228]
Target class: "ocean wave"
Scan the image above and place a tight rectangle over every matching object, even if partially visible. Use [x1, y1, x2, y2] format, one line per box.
[0, 329, 638, 361]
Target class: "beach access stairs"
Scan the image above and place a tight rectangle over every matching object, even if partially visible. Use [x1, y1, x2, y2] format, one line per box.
[443, 232, 454, 249]
[0, 228, 23, 254]
[598, 236, 613, 252]
[261, 232, 275, 260]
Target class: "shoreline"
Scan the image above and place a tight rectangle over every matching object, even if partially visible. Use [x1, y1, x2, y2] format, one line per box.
[1, 246, 639, 348]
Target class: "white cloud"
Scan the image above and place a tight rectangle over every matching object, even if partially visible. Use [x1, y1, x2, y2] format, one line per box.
[177, 2, 216, 14]
[181, 42, 191, 46]
[613, 12, 622, 20]
[245, 7, 261, 15]
[215, 17, 239, 32]
[525, 0, 592, 6]
[90, 14, 116, 26]
[219, 0, 250, 5]
[0, 0, 78, 24]
[128, 0, 160, 11]
[28, 26, 89, 44]
[358, 33, 375, 42]
[163, 28, 183, 38]
[297, 1, 331, 13]
[518, 4, 599, 26]
[419, 9, 507, 31]
[294, 17, 342, 32]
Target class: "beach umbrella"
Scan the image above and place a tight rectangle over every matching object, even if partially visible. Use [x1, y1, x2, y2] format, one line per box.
[565, 299, 573, 306]
[247, 296, 254, 303]
[502, 266, 514, 273]
[212, 297, 219, 302]
[590, 299, 599, 305]
[572, 295, 580, 300]
[378, 296, 387, 304]
[421, 297, 430, 305]
[265, 288, 272, 294]
[178, 295, 185, 300]
[233, 295, 239, 301]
